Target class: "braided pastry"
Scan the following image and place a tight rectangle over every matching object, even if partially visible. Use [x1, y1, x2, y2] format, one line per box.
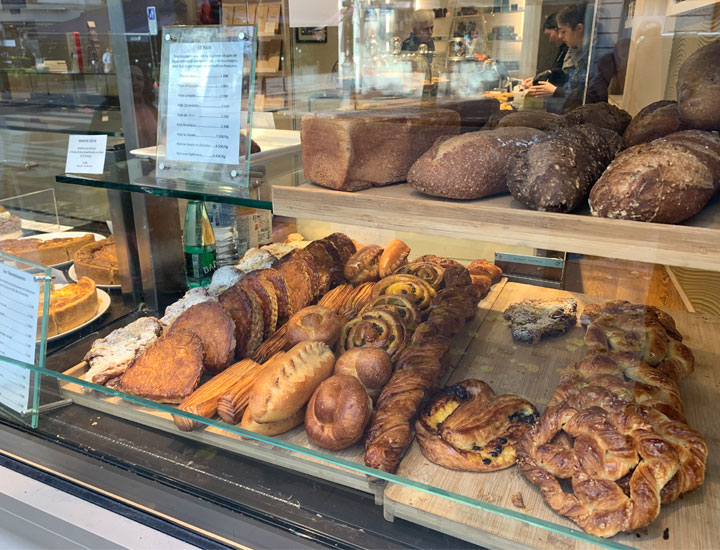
[340, 308, 407, 358]
[417, 379, 538, 472]
[371, 274, 436, 315]
[583, 303, 694, 381]
[395, 262, 445, 289]
[412, 254, 464, 270]
[344, 245, 383, 285]
[360, 294, 421, 331]
[518, 301, 707, 538]
[337, 282, 376, 323]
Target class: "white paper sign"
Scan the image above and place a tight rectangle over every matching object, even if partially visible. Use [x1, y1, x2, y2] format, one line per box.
[288, 0, 341, 27]
[166, 42, 244, 165]
[147, 6, 158, 36]
[0, 265, 40, 413]
[65, 134, 107, 174]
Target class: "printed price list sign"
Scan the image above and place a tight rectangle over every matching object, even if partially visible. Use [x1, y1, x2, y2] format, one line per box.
[166, 41, 244, 165]
[0, 265, 40, 413]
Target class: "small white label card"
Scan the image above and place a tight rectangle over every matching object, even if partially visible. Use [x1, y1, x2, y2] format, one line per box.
[166, 41, 244, 165]
[65, 134, 108, 174]
[0, 264, 40, 413]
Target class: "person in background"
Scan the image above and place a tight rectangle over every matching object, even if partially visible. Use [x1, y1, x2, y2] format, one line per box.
[526, 3, 592, 113]
[523, 13, 568, 90]
[401, 10, 435, 52]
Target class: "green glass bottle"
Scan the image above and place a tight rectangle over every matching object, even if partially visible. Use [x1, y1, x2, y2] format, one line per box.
[183, 200, 217, 288]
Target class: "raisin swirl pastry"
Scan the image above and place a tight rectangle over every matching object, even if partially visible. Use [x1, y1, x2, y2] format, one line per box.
[371, 274, 436, 315]
[416, 379, 539, 472]
[359, 294, 421, 331]
[339, 308, 406, 358]
[395, 262, 445, 289]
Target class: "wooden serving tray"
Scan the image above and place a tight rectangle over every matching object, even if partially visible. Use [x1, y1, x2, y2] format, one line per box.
[383, 282, 719, 549]
[58, 279, 507, 503]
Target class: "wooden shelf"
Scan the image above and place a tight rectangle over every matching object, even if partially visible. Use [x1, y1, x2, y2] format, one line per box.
[273, 182, 720, 271]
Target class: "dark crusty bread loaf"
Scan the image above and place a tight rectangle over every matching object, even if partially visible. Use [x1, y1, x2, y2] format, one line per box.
[507, 124, 623, 212]
[563, 102, 632, 135]
[301, 107, 461, 192]
[496, 110, 564, 132]
[589, 130, 720, 223]
[677, 40, 720, 131]
[408, 127, 546, 199]
[623, 100, 685, 147]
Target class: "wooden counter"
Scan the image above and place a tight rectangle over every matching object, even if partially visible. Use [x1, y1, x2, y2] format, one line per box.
[273, 183, 720, 272]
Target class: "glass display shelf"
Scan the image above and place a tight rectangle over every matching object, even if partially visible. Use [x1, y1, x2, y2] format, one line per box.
[55, 156, 301, 210]
[0, 104, 123, 136]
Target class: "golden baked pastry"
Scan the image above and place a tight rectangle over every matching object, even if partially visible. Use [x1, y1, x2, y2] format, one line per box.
[305, 375, 373, 450]
[247, 341, 335, 424]
[467, 258, 503, 284]
[285, 305, 342, 347]
[73, 235, 119, 285]
[334, 347, 393, 401]
[39, 277, 99, 337]
[117, 329, 204, 403]
[167, 301, 236, 373]
[582, 301, 694, 381]
[0, 233, 94, 266]
[360, 294, 421, 331]
[344, 244, 383, 285]
[395, 262, 445, 289]
[416, 379, 539, 472]
[318, 284, 354, 313]
[371, 274, 436, 314]
[240, 405, 305, 436]
[340, 309, 407, 358]
[378, 240, 410, 278]
[337, 282, 376, 322]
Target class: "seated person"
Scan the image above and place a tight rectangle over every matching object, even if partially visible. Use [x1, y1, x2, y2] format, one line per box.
[402, 10, 435, 52]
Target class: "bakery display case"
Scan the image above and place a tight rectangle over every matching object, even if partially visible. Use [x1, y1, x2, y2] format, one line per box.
[1, 1, 720, 549]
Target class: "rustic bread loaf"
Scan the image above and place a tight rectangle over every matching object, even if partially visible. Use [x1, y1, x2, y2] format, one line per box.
[507, 124, 623, 212]
[677, 40, 720, 131]
[301, 107, 461, 191]
[623, 100, 684, 147]
[589, 130, 720, 223]
[563, 102, 631, 135]
[496, 110, 564, 132]
[408, 127, 546, 199]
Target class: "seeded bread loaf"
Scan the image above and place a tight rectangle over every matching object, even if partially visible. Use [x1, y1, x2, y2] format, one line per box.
[301, 107, 461, 192]
[408, 127, 546, 199]
[507, 124, 623, 212]
[563, 102, 631, 135]
[589, 130, 720, 223]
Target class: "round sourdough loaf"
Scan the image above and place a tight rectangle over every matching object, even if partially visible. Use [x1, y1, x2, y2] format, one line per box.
[408, 127, 546, 199]
[589, 130, 720, 223]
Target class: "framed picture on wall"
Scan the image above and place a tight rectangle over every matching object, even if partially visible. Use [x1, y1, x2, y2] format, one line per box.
[296, 26, 327, 43]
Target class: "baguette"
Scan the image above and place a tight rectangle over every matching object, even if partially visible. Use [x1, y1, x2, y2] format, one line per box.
[173, 358, 264, 431]
[247, 341, 335, 423]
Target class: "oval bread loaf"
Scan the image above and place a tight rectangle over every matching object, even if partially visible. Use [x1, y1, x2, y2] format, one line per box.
[247, 341, 336, 423]
[623, 100, 684, 147]
[589, 130, 720, 223]
[408, 127, 546, 199]
[677, 40, 720, 131]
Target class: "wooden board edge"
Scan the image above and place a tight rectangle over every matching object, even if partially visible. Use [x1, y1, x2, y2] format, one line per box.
[383, 491, 538, 550]
[665, 266, 697, 314]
